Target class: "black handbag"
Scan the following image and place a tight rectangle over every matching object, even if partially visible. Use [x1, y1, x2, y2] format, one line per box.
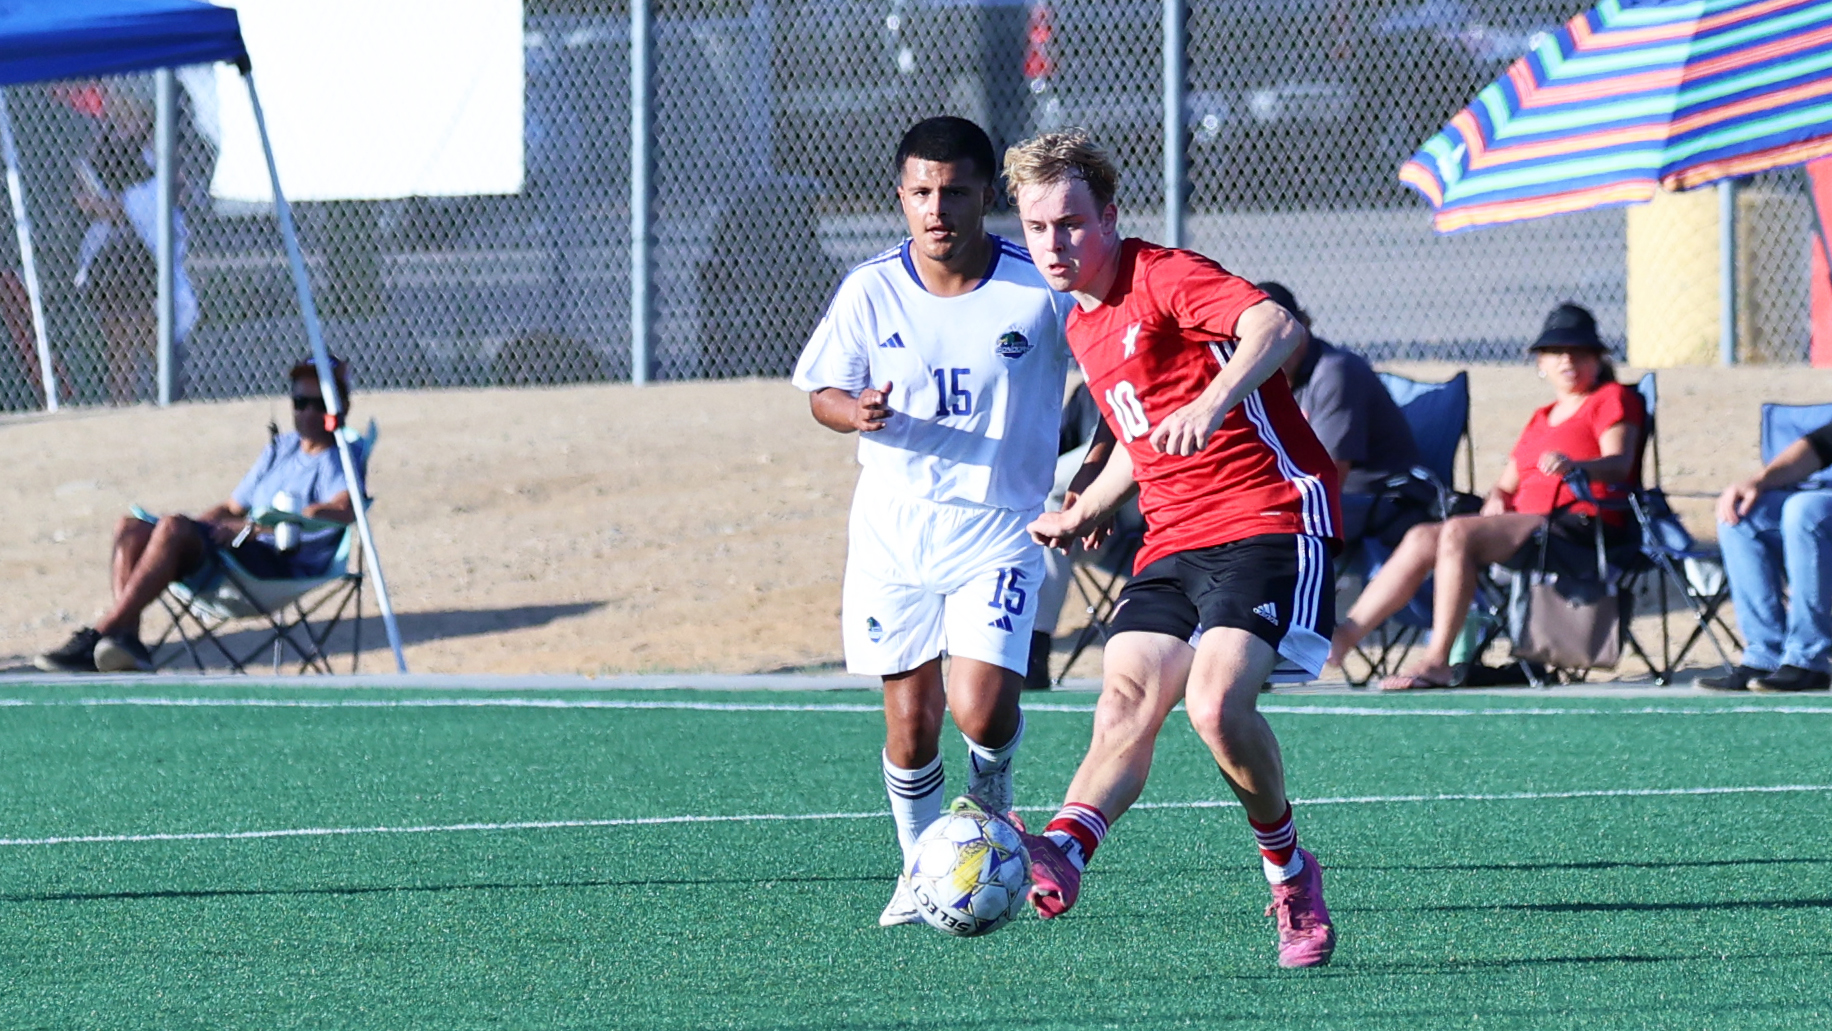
[1507, 485, 1623, 671]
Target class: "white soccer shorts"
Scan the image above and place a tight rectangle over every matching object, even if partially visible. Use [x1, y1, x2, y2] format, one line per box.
[841, 484, 1045, 677]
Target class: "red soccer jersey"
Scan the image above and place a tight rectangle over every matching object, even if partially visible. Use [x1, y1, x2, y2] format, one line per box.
[1068, 240, 1341, 572]
[1508, 381, 1645, 523]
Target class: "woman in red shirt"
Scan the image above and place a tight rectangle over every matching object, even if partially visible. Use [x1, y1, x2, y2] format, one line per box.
[1326, 304, 1644, 689]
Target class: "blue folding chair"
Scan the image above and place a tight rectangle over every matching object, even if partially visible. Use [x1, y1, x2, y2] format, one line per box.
[1762, 402, 1832, 490]
[1341, 371, 1475, 683]
[1640, 399, 1832, 675]
[1377, 370, 1474, 492]
[1614, 375, 1739, 681]
[145, 423, 378, 674]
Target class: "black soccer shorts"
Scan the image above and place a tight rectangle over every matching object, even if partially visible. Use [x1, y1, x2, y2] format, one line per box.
[1105, 533, 1335, 677]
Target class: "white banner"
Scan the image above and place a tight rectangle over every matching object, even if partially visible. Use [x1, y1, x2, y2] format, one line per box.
[211, 0, 523, 202]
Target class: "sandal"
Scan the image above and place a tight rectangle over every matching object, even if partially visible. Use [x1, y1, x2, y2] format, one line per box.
[1378, 672, 1452, 691]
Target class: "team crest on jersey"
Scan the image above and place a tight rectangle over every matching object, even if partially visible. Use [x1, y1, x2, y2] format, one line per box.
[994, 331, 1032, 359]
[866, 617, 885, 643]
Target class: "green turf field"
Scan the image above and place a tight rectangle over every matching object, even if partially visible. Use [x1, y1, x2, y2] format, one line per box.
[1, 681, 1828, 1029]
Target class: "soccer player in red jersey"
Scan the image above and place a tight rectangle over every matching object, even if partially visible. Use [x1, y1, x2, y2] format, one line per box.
[1003, 130, 1340, 968]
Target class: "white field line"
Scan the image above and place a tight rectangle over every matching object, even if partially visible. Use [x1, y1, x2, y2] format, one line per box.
[1, 696, 1831, 716]
[3, 784, 1828, 849]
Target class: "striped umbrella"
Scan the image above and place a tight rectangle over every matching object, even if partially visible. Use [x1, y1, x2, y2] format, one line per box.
[1399, 0, 1832, 232]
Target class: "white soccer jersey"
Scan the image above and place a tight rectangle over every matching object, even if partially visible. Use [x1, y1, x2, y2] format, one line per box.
[792, 235, 1074, 512]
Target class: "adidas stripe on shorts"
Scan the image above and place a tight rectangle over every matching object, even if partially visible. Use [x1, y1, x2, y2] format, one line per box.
[841, 478, 1044, 678]
[1104, 533, 1335, 678]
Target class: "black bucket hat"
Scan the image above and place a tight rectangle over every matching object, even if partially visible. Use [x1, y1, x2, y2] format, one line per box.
[1528, 302, 1607, 353]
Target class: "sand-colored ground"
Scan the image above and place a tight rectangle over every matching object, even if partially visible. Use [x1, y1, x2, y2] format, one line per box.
[3, 363, 1827, 675]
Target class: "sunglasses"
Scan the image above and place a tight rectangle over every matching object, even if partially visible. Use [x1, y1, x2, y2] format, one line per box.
[292, 395, 327, 412]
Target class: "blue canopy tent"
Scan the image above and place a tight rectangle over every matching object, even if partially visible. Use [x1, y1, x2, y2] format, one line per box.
[0, 0, 407, 672]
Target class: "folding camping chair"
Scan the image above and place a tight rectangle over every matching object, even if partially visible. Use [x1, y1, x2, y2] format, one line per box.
[145, 422, 377, 675]
[1475, 376, 1664, 687]
[1485, 374, 1730, 687]
[1051, 503, 1144, 683]
[1377, 370, 1477, 498]
[1761, 401, 1832, 490]
[1655, 400, 1832, 677]
[1338, 370, 1476, 683]
[1617, 374, 1741, 682]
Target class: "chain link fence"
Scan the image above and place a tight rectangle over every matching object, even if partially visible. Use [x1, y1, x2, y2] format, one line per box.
[0, 0, 1822, 412]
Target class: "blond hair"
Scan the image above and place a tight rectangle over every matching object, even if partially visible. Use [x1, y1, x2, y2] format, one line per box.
[1003, 130, 1119, 209]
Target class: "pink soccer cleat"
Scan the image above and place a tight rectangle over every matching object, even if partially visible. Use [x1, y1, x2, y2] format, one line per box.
[1020, 832, 1082, 919]
[1265, 848, 1335, 968]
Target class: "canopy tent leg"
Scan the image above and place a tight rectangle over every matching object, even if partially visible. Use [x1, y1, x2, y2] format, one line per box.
[0, 87, 59, 412]
[239, 63, 408, 673]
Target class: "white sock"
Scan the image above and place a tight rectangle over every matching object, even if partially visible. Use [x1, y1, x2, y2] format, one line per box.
[963, 713, 1024, 815]
[1043, 802, 1109, 873]
[882, 751, 945, 866]
[1250, 806, 1306, 884]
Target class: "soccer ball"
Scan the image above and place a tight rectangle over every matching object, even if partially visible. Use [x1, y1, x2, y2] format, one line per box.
[906, 799, 1032, 937]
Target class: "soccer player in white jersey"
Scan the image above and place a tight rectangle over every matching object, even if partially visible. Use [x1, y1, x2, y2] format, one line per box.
[792, 117, 1074, 927]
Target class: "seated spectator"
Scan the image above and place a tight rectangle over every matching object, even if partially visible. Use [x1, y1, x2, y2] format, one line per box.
[1699, 418, 1832, 693]
[1324, 303, 1643, 688]
[34, 357, 362, 673]
[1258, 281, 1421, 542]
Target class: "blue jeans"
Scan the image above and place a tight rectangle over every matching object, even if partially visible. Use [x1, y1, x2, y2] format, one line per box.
[1717, 490, 1832, 673]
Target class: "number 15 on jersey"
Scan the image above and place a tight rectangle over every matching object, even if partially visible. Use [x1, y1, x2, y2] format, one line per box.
[934, 368, 972, 417]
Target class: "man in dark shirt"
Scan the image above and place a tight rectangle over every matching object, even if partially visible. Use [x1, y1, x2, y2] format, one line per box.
[1259, 282, 1420, 542]
[1702, 418, 1832, 693]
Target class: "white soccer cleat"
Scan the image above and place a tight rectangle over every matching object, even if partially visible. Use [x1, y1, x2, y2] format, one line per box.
[878, 875, 923, 927]
[967, 764, 1014, 818]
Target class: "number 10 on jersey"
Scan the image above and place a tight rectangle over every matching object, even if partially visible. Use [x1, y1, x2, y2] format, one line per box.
[1105, 380, 1150, 441]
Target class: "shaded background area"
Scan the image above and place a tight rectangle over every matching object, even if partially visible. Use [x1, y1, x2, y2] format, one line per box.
[0, 0, 1821, 413]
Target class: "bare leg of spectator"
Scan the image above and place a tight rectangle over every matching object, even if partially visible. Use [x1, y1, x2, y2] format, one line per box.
[111, 515, 155, 602]
[1327, 520, 1443, 666]
[1385, 513, 1541, 688]
[94, 515, 207, 639]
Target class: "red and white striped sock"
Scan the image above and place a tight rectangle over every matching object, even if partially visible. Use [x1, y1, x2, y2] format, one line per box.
[1042, 802, 1109, 872]
[1249, 804, 1305, 883]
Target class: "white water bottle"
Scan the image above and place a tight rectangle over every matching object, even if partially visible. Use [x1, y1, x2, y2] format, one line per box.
[272, 491, 300, 552]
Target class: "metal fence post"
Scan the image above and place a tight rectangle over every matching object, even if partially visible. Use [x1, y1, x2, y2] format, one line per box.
[1718, 178, 1738, 366]
[630, 0, 654, 385]
[1161, 0, 1185, 249]
[155, 68, 177, 406]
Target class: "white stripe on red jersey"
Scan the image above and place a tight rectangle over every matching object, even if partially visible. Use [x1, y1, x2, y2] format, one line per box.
[1067, 240, 1340, 571]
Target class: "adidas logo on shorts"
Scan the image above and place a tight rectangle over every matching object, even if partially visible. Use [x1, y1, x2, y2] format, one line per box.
[988, 614, 1013, 632]
[1252, 601, 1279, 624]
